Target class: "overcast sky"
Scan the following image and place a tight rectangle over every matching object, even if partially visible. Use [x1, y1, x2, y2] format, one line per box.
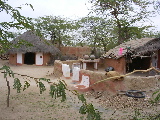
[2, 0, 91, 21]
[1, 0, 160, 31]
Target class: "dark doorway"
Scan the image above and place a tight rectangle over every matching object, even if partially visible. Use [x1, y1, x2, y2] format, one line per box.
[128, 57, 151, 72]
[24, 52, 35, 65]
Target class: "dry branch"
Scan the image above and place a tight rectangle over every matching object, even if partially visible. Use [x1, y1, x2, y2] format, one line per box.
[91, 67, 160, 86]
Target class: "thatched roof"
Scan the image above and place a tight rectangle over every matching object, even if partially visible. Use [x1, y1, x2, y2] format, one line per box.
[8, 31, 61, 55]
[102, 38, 160, 59]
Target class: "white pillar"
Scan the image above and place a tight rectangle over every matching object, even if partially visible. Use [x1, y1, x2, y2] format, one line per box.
[83, 62, 86, 70]
[94, 62, 98, 70]
[72, 67, 80, 81]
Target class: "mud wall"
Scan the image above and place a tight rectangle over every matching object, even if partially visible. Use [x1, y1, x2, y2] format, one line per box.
[124, 75, 160, 91]
[60, 46, 91, 58]
[43, 53, 51, 65]
[79, 70, 125, 93]
[79, 70, 159, 93]
[54, 60, 125, 93]
[54, 60, 160, 94]
[53, 60, 63, 78]
[9, 54, 17, 65]
[103, 57, 126, 74]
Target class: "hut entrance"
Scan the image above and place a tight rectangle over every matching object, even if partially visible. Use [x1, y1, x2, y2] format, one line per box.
[128, 57, 151, 72]
[24, 52, 35, 65]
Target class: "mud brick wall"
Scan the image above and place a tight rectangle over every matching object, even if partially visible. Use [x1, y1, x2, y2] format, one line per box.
[54, 60, 125, 93]
[124, 75, 160, 90]
[79, 70, 125, 93]
[54, 60, 160, 94]
[103, 57, 126, 74]
[9, 54, 17, 65]
[60, 46, 91, 58]
[79, 70, 160, 93]
[53, 60, 63, 78]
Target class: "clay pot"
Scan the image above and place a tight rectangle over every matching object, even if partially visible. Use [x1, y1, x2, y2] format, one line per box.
[90, 55, 95, 60]
[83, 55, 90, 60]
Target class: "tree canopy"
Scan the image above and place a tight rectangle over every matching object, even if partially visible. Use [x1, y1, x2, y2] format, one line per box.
[89, 0, 159, 44]
[0, 0, 160, 55]
[0, 0, 34, 53]
[33, 16, 78, 48]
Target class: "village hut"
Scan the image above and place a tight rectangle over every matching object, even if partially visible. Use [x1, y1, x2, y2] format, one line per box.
[102, 38, 160, 74]
[8, 31, 61, 65]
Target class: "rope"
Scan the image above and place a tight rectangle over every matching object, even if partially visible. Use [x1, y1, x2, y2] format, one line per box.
[91, 67, 160, 86]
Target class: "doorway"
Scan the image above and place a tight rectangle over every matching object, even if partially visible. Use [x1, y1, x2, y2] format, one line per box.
[24, 52, 35, 65]
[128, 57, 151, 72]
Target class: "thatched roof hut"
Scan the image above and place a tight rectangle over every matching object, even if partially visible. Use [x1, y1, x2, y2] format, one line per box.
[102, 38, 160, 74]
[8, 30, 60, 55]
[102, 38, 160, 59]
[8, 31, 61, 65]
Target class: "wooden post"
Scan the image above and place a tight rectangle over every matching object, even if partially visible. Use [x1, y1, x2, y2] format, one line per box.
[6, 77, 10, 107]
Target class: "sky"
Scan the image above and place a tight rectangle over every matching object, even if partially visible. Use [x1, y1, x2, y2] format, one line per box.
[1, 0, 91, 21]
[1, 0, 160, 31]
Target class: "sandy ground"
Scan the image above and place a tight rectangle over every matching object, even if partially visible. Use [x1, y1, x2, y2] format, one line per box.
[0, 60, 159, 120]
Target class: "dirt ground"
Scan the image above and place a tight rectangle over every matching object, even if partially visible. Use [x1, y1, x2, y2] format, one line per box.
[0, 60, 159, 120]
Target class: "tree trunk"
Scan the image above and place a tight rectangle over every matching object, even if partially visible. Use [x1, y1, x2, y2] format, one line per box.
[58, 30, 61, 49]
[112, 8, 124, 45]
[6, 77, 10, 107]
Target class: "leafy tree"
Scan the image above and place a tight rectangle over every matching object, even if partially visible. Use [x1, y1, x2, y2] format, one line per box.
[89, 0, 158, 44]
[77, 16, 117, 54]
[154, 0, 160, 13]
[0, 1, 101, 119]
[0, 0, 34, 53]
[78, 16, 102, 52]
[0, 2, 102, 119]
[1, 1, 159, 119]
[33, 16, 78, 48]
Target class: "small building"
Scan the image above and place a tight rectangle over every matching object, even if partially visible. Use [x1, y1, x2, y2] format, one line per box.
[102, 38, 160, 74]
[8, 31, 60, 66]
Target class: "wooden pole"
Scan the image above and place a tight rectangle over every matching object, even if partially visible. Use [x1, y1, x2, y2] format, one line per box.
[6, 77, 10, 107]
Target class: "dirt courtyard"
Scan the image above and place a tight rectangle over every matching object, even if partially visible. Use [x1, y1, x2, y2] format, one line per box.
[0, 60, 159, 120]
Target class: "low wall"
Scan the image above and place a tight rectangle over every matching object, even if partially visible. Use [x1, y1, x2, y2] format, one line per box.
[54, 60, 159, 94]
[53, 60, 63, 78]
[79, 70, 125, 93]
[54, 60, 125, 93]
[124, 75, 160, 91]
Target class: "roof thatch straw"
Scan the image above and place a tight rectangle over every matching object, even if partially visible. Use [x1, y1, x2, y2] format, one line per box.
[8, 31, 61, 55]
[102, 38, 160, 59]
